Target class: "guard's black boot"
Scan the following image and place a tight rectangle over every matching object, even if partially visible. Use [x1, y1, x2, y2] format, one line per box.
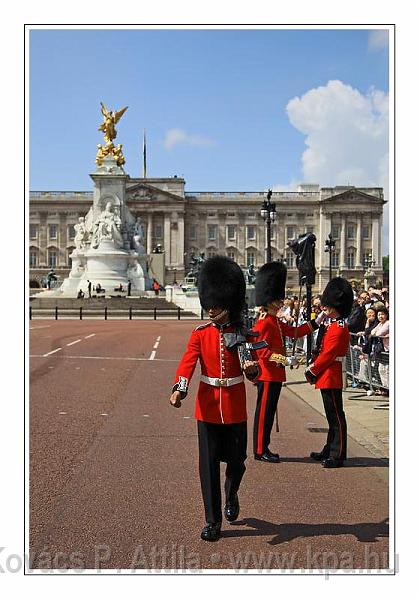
[310, 451, 329, 461]
[322, 458, 344, 468]
[224, 493, 240, 522]
[200, 522, 222, 541]
[254, 450, 280, 463]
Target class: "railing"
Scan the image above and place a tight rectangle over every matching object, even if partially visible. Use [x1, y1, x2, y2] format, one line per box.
[345, 333, 389, 394]
[30, 191, 93, 197]
[185, 191, 320, 198]
[29, 306, 203, 320]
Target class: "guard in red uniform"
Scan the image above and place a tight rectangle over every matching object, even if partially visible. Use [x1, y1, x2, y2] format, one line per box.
[305, 277, 353, 468]
[252, 262, 325, 462]
[169, 256, 261, 542]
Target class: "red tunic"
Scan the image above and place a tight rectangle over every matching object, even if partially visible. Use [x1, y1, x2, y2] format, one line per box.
[252, 314, 314, 382]
[173, 322, 258, 424]
[309, 320, 349, 389]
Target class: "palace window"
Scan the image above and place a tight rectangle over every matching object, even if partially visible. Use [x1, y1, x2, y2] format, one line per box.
[347, 248, 355, 268]
[154, 224, 162, 239]
[347, 224, 356, 240]
[363, 250, 373, 266]
[331, 251, 339, 268]
[29, 248, 38, 268]
[227, 249, 235, 260]
[362, 224, 371, 239]
[68, 225, 75, 240]
[30, 224, 38, 239]
[189, 224, 197, 240]
[270, 226, 276, 240]
[48, 248, 57, 268]
[246, 250, 255, 267]
[49, 224, 58, 240]
[227, 212, 236, 217]
[286, 249, 295, 268]
[207, 211, 216, 218]
[207, 248, 216, 258]
[331, 224, 340, 239]
[286, 225, 295, 240]
[306, 225, 314, 234]
[67, 247, 75, 267]
[227, 225, 236, 241]
[208, 225, 217, 242]
[246, 225, 256, 241]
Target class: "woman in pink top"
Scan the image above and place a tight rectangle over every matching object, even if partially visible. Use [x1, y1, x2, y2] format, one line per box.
[370, 307, 390, 392]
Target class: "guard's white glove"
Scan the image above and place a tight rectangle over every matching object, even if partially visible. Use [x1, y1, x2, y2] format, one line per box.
[287, 356, 299, 367]
[315, 311, 327, 326]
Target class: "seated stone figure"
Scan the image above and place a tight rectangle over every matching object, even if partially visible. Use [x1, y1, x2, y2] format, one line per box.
[91, 202, 123, 249]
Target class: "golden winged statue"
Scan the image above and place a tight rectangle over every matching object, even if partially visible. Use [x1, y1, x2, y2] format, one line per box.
[98, 102, 128, 143]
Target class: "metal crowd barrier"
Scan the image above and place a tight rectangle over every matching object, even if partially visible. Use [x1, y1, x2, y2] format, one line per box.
[29, 306, 201, 320]
[346, 333, 389, 394]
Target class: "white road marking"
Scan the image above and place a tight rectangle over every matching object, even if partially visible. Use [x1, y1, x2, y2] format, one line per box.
[59, 411, 67, 415]
[157, 336, 161, 341]
[153, 342, 159, 349]
[30, 355, 179, 362]
[100, 413, 109, 416]
[67, 339, 82, 347]
[30, 326, 51, 330]
[84, 334, 95, 339]
[183, 416, 192, 419]
[149, 350, 156, 360]
[143, 415, 150, 418]
[43, 347, 62, 357]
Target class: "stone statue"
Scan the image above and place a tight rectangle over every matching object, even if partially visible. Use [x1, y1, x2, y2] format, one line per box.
[246, 264, 256, 285]
[74, 217, 88, 250]
[91, 201, 124, 249]
[132, 216, 145, 254]
[98, 102, 128, 143]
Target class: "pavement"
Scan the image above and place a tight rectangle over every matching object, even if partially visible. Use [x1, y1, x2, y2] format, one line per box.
[29, 320, 390, 572]
[285, 367, 389, 463]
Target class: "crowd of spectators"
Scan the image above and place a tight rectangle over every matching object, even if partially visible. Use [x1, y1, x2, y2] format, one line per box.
[265, 284, 390, 394]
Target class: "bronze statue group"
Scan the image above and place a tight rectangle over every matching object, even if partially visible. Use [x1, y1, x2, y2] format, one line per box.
[170, 256, 354, 542]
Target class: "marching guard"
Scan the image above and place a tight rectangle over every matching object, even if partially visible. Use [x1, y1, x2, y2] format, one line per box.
[305, 277, 353, 468]
[169, 256, 262, 541]
[252, 262, 325, 462]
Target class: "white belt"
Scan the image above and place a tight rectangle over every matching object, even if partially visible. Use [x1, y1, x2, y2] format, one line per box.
[200, 375, 244, 387]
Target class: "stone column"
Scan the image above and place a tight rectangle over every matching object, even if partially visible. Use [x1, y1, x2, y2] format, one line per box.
[372, 214, 380, 265]
[59, 213, 67, 267]
[147, 213, 153, 254]
[39, 212, 48, 266]
[164, 214, 171, 264]
[339, 214, 347, 269]
[177, 213, 185, 266]
[356, 214, 362, 267]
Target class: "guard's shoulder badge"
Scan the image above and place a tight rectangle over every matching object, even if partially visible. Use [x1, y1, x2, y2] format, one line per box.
[337, 319, 345, 328]
[194, 322, 212, 331]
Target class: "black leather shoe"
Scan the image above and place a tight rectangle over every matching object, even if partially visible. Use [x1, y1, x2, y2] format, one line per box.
[254, 452, 281, 463]
[310, 451, 329, 461]
[322, 458, 344, 468]
[224, 494, 240, 522]
[200, 522, 222, 541]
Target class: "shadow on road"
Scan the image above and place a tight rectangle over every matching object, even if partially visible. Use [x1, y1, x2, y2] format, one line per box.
[278, 456, 388, 467]
[222, 517, 389, 545]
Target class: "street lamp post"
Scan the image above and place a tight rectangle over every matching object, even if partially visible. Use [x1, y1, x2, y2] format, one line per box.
[324, 233, 336, 281]
[260, 189, 277, 263]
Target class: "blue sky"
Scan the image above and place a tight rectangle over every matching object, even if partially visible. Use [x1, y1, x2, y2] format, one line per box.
[30, 28, 389, 192]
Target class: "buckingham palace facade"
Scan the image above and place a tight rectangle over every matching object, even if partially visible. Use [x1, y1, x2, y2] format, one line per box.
[29, 176, 385, 292]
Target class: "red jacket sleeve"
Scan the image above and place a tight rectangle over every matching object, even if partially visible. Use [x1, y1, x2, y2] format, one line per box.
[252, 319, 272, 361]
[172, 329, 201, 398]
[310, 326, 345, 378]
[281, 320, 313, 339]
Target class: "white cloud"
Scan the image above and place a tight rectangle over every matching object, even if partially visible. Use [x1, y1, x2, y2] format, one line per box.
[163, 128, 215, 150]
[285, 79, 389, 252]
[368, 30, 389, 52]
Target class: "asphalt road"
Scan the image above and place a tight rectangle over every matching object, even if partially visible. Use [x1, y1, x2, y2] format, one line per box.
[29, 321, 389, 572]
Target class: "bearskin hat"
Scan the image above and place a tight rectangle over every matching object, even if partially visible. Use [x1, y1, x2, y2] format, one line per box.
[198, 255, 246, 320]
[255, 261, 287, 307]
[321, 277, 354, 318]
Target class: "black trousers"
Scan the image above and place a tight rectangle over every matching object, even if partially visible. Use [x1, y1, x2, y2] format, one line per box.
[197, 420, 247, 524]
[253, 381, 282, 456]
[320, 389, 347, 460]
